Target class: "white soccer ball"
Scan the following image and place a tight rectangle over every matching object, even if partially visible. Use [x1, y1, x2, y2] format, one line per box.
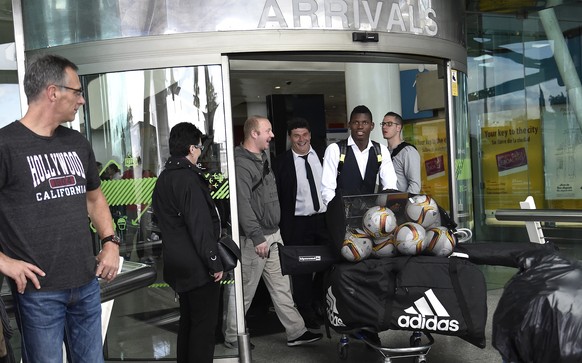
[405, 195, 441, 229]
[394, 222, 427, 256]
[372, 235, 399, 258]
[341, 229, 373, 262]
[424, 227, 457, 257]
[362, 206, 398, 238]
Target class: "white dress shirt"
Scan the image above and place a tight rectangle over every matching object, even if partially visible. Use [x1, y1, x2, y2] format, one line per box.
[293, 147, 326, 215]
[321, 136, 397, 206]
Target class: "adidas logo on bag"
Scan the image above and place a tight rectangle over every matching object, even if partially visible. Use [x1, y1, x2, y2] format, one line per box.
[326, 287, 346, 327]
[397, 289, 459, 332]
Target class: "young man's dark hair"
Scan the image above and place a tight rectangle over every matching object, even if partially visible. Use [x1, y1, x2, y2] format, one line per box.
[350, 105, 373, 122]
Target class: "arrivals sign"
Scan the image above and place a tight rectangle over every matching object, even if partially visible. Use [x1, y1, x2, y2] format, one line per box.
[258, 0, 439, 36]
[23, 0, 465, 49]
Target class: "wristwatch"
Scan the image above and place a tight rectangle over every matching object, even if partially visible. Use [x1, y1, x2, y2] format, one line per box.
[101, 234, 121, 247]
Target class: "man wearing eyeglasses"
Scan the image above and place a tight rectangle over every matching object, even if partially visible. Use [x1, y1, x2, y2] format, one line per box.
[321, 105, 397, 206]
[381, 112, 421, 194]
[0, 54, 119, 362]
[224, 116, 322, 349]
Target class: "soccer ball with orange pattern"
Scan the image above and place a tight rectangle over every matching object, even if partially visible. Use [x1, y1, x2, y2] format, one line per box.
[394, 222, 427, 256]
[341, 229, 373, 262]
[424, 226, 457, 257]
[371, 235, 399, 258]
[404, 195, 441, 229]
[362, 206, 398, 238]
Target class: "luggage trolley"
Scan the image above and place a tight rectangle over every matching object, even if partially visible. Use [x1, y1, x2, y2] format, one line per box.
[277, 192, 487, 363]
[337, 330, 434, 362]
[323, 192, 486, 363]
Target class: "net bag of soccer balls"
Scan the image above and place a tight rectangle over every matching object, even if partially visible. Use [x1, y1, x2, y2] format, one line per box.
[340, 194, 457, 262]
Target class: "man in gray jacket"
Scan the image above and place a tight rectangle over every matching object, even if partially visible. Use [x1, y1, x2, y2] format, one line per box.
[224, 115, 322, 348]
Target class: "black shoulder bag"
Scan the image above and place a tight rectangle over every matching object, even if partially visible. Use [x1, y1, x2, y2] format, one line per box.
[218, 235, 241, 272]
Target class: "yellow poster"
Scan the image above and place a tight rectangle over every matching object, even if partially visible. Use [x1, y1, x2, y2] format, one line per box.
[480, 119, 543, 215]
[404, 119, 450, 211]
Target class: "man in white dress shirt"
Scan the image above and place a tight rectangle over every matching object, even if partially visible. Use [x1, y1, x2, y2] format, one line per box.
[321, 105, 397, 206]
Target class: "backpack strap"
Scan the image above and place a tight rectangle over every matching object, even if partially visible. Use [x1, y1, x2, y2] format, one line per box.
[337, 139, 382, 174]
[371, 140, 383, 168]
[390, 141, 416, 160]
[251, 154, 268, 192]
[251, 179, 263, 192]
[336, 139, 348, 175]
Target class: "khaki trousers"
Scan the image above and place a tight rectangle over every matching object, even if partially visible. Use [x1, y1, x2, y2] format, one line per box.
[224, 229, 307, 343]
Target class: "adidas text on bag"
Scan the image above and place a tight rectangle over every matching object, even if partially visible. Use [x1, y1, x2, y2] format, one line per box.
[397, 289, 460, 332]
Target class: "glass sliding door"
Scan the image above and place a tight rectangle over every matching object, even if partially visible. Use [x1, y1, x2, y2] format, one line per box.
[82, 64, 238, 361]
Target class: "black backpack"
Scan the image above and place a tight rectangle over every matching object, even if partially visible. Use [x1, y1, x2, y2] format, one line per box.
[336, 139, 382, 176]
[390, 141, 417, 160]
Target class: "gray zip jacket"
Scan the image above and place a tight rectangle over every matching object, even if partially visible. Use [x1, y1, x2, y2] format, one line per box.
[234, 145, 280, 246]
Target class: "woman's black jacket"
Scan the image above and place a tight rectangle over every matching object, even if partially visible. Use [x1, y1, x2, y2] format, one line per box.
[152, 157, 223, 293]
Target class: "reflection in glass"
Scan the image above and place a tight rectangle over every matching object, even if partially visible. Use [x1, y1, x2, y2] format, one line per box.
[467, 4, 582, 244]
[83, 65, 234, 360]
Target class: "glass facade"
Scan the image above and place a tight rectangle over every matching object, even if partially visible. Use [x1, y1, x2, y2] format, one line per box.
[87, 67, 221, 257]
[466, 4, 582, 250]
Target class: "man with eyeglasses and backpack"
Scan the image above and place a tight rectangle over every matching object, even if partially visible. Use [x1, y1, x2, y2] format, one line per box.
[381, 111, 421, 193]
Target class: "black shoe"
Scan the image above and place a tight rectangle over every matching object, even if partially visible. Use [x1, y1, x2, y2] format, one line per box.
[287, 331, 323, 347]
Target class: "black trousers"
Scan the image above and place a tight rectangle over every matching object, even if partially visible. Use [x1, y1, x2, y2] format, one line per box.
[177, 281, 220, 363]
[288, 213, 329, 315]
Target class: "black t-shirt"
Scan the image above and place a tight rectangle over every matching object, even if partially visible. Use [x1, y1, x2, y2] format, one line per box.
[0, 121, 101, 291]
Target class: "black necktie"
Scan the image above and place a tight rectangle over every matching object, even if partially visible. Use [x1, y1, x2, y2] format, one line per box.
[300, 155, 320, 212]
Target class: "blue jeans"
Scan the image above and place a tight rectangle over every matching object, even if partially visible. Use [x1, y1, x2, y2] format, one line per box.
[13, 278, 104, 363]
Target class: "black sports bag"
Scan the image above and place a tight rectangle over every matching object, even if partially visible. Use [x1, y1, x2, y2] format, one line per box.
[325, 255, 487, 348]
